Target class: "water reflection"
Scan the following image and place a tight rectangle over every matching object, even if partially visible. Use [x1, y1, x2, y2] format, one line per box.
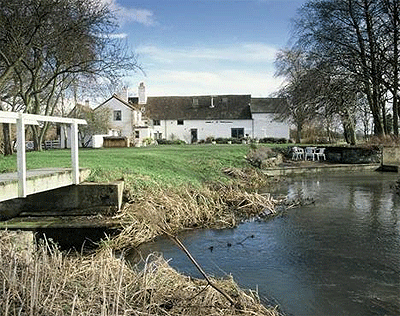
[139, 172, 400, 316]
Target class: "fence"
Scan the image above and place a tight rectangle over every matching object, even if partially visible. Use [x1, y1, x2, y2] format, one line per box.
[0, 111, 86, 198]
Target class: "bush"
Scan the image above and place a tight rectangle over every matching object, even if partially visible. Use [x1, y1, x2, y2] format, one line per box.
[157, 139, 186, 145]
[214, 137, 243, 144]
[259, 137, 288, 144]
[205, 136, 215, 143]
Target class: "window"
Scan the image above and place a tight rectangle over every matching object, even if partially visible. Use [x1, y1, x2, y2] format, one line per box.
[177, 119, 184, 125]
[222, 97, 228, 104]
[135, 131, 140, 139]
[231, 128, 244, 138]
[153, 119, 160, 126]
[113, 110, 121, 121]
[192, 98, 199, 106]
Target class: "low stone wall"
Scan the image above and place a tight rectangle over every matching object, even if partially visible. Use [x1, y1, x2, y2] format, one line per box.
[323, 146, 381, 164]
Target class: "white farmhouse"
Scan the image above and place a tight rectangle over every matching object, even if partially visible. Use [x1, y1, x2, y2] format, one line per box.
[138, 94, 289, 143]
[89, 83, 290, 146]
[93, 91, 151, 146]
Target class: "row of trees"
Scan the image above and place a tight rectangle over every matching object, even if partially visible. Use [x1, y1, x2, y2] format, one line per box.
[275, 0, 400, 144]
[0, 0, 140, 154]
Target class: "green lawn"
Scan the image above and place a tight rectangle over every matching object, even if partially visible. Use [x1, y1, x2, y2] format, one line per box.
[0, 144, 260, 187]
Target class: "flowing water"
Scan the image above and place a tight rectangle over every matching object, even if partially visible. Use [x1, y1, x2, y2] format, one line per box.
[138, 171, 400, 316]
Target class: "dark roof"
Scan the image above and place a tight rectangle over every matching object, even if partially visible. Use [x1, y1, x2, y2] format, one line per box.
[144, 95, 252, 120]
[94, 94, 136, 111]
[250, 98, 288, 114]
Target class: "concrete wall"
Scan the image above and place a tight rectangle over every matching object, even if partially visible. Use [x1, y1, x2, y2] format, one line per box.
[0, 181, 124, 220]
[382, 146, 400, 166]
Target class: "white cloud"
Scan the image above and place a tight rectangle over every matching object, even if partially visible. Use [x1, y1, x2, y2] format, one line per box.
[136, 69, 283, 97]
[137, 42, 277, 63]
[101, 0, 156, 26]
[119, 8, 156, 26]
[130, 42, 281, 96]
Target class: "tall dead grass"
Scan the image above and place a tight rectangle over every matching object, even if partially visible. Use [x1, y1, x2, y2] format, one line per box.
[0, 230, 280, 315]
[111, 181, 279, 250]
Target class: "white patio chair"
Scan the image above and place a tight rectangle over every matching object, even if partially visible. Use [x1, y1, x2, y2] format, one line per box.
[292, 147, 304, 160]
[305, 147, 317, 161]
[315, 147, 326, 161]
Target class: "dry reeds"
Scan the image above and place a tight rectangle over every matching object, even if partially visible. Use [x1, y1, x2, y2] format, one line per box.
[0, 230, 280, 316]
[110, 182, 280, 251]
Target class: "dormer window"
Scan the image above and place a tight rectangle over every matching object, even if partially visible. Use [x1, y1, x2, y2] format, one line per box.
[222, 97, 228, 104]
[192, 98, 199, 107]
[210, 96, 215, 108]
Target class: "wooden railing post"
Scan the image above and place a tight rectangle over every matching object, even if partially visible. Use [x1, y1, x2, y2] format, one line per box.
[16, 113, 27, 198]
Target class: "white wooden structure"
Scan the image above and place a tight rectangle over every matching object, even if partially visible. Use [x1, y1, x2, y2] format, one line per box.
[0, 111, 86, 199]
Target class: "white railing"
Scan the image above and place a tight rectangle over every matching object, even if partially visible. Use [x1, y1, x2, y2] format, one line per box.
[0, 111, 87, 198]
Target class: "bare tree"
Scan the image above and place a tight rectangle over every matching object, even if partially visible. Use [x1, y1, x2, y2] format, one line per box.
[274, 49, 324, 143]
[0, 0, 141, 152]
[293, 0, 391, 136]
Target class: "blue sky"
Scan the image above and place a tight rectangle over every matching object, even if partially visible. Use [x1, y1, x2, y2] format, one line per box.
[105, 0, 308, 97]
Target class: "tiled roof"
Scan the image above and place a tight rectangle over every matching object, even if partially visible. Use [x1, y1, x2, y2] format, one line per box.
[144, 95, 252, 120]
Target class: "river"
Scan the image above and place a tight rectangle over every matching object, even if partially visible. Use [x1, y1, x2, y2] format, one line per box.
[138, 171, 400, 316]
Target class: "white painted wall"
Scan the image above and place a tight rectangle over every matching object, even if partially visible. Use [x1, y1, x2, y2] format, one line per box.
[101, 98, 133, 137]
[252, 113, 289, 139]
[152, 119, 253, 143]
[92, 134, 113, 148]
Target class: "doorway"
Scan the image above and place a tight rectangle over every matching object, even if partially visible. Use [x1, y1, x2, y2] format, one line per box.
[191, 129, 198, 143]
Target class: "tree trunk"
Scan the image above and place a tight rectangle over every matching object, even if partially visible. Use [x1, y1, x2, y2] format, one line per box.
[342, 109, 357, 145]
[392, 1, 399, 136]
[295, 122, 302, 143]
[2, 123, 13, 156]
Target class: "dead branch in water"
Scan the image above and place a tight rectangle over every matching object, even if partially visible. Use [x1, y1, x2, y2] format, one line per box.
[165, 231, 239, 308]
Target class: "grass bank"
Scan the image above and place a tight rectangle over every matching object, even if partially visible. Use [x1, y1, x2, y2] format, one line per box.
[0, 144, 285, 315]
[0, 144, 250, 185]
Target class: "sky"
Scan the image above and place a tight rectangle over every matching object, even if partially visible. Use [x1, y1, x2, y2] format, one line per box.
[105, 0, 308, 98]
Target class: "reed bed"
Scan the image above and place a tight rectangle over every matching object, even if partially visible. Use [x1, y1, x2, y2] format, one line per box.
[0, 230, 280, 316]
[110, 182, 280, 250]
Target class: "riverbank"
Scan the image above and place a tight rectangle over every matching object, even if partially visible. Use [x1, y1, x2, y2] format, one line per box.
[0, 144, 285, 315]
